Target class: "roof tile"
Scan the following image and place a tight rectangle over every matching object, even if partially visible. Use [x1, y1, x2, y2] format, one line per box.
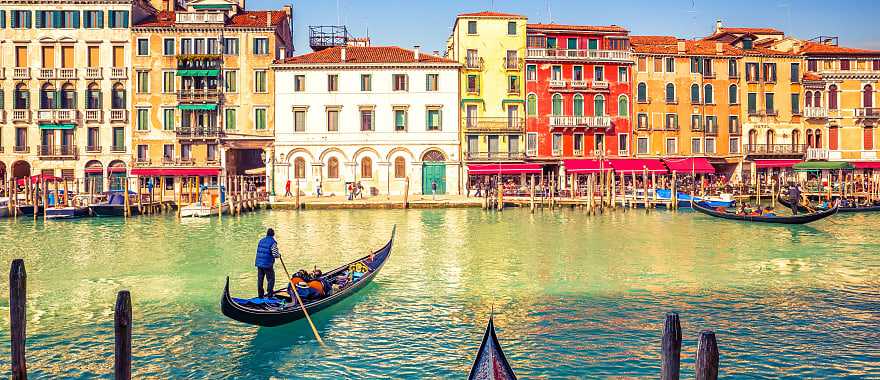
[279, 46, 458, 65]
[135, 10, 287, 28]
[527, 23, 628, 33]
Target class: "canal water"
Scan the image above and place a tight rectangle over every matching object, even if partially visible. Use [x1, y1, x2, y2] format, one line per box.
[0, 208, 878, 378]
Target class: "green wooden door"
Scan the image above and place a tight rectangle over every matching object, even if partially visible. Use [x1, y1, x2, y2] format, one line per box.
[422, 163, 446, 195]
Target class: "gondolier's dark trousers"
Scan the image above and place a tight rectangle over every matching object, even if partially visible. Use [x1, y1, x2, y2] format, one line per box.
[257, 267, 276, 298]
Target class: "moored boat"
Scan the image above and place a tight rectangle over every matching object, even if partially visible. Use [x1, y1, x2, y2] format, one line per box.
[692, 201, 838, 224]
[777, 195, 880, 213]
[45, 206, 91, 219]
[90, 192, 141, 217]
[654, 189, 734, 208]
[180, 203, 228, 218]
[468, 316, 517, 380]
[221, 226, 395, 327]
[0, 197, 9, 218]
[181, 184, 228, 218]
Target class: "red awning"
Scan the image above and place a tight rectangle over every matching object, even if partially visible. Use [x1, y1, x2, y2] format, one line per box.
[16, 174, 61, 185]
[852, 161, 880, 169]
[84, 168, 104, 174]
[467, 164, 542, 175]
[130, 168, 221, 176]
[608, 159, 667, 173]
[754, 159, 802, 168]
[663, 158, 715, 174]
[564, 159, 612, 174]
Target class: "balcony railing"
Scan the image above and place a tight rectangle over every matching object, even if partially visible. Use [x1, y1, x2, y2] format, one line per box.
[85, 68, 102, 79]
[37, 109, 77, 123]
[13, 68, 30, 80]
[503, 57, 522, 70]
[135, 158, 152, 166]
[465, 151, 527, 161]
[803, 107, 828, 119]
[37, 145, 78, 160]
[86, 145, 102, 153]
[110, 68, 127, 79]
[58, 68, 77, 80]
[176, 11, 225, 24]
[12, 110, 31, 122]
[592, 80, 609, 89]
[526, 48, 631, 62]
[462, 117, 524, 132]
[177, 89, 221, 103]
[570, 80, 588, 88]
[744, 144, 806, 156]
[85, 110, 102, 122]
[549, 80, 567, 88]
[176, 54, 223, 70]
[855, 107, 880, 118]
[110, 145, 126, 153]
[705, 126, 719, 135]
[549, 115, 612, 128]
[110, 109, 128, 122]
[14, 145, 30, 153]
[806, 148, 829, 161]
[38, 68, 56, 79]
[464, 57, 484, 70]
[176, 127, 224, 139]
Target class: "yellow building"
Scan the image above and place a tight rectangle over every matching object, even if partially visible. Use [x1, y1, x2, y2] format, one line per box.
[445, 11, 526, 164]
[130, 0, 291, 190]
[630, 37, 744, 175]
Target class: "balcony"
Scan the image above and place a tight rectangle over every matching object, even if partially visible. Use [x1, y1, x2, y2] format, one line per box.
[13, 68, 30, 80]
[465, 151, 527, 161]
[58, 68, 77, 80]
[665, 97, 679, 105]
[503, 57, 522, 70]
[177, 54, 223, 70]
[549, 115, 612, 129]
[462, 117, 524, 132]
[570, 80, 588, 88]
[37, 109, 77, 123]
[765, 109, 778, 117]
[38, 68, 56, 79]
[177, 89, 221, 103]
[855, 107, 880, 118]
[549, 80, 567, 88]
[464, 57, 484, 71]
[135, 158, 152, 166]
[176, 11, 226, 24]
[744, 144, 806, 156]
[85, 110, 103, 122]
[12, 110, 31, 122]
[806, 148, 829, 161]
[591, 80, 609, 90]
[526, 48, 631, 62]
[110, 109, 128, 122]
[110, 68, 128, 80]
[804, 107, 828, 119]
[86, 145, 103, 153]
[110, 145, 127, 153]
[85, 68, 102, 79]
[176, 127, 224, 139]
[37, 145, 78, 160]
[14, 145, 30, 154]
[705, 126, 719, 136]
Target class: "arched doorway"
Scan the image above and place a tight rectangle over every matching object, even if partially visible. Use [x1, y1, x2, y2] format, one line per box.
[0, 161, 6, 188]
[421, 150, 447, 195]
[85, 160, 104, 193]
[108, 160, 127, 191]
[11, 161, 30, 179]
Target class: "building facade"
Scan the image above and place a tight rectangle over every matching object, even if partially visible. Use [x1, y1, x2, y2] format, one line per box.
[445, 11, 527, 165]
[525, 23, 632, 164]
[0, 0, 154, 190]
[272, 46, 462, 197]
[130, 0, 292, 188]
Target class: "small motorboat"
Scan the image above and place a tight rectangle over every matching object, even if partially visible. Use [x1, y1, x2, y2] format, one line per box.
[655, 189, 735, 208]
[778, 195, 880, 213]
[468, 316, 517, 380]
[221, 226, 395, 327]
[90, 191, 141, 217]
[181, 184, 227, 218]
[45, 206, 91, 219]
[692, 201, 838, 225]
[0, 197, 9, 218]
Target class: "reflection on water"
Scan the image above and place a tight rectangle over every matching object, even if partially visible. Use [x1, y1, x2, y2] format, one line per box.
[0, 209, 878, 378]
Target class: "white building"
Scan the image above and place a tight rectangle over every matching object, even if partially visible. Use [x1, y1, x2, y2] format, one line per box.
[272, 45, 462, 197]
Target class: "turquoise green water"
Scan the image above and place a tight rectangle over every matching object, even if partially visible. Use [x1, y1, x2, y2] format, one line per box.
[0, 208, 878, 378]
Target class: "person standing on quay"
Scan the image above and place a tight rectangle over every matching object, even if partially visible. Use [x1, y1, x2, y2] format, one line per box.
[431, 179, 438, 200]
[255, 228, 281, 298]
[285, 179, 292, 197]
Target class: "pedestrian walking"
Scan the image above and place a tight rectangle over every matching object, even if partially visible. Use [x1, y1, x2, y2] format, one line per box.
[284, 179, 292, 197]
[315, 178, 323, 197]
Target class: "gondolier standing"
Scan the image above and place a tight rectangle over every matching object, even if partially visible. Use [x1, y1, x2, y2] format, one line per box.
[788, 182, 802, 215]
[255, 228, 281, 298]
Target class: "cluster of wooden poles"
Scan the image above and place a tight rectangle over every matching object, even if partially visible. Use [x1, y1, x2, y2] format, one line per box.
[7, 259, 721, 379]
[2, 177, 82, 221]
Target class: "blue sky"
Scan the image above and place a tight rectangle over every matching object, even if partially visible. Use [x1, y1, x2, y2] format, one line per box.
[248, 0, 880, 54]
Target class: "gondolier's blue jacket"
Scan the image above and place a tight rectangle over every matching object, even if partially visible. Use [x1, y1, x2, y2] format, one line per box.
[255, 236, 279, 268]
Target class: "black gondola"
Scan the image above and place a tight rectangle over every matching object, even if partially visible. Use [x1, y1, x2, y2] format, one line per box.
[777, 195, 880, 213]
[16, 204, 44, 216]
[692, 201, 838, 224]
[90, 192, 141, 217]
[468, 316, 517, 380]
[221, 226, 395, 327]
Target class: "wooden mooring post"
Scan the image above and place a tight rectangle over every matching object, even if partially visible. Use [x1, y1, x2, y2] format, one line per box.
[695, 330, 720, 380]
[10, 259, 27, 380]
[114, 290, 132, 380]
[661, 312, 682, 380]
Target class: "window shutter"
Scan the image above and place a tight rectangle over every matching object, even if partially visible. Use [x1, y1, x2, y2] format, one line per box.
[52, 11, 62, 28]
[122, 11, 129, 28]
[73, 11, 80, 28]
[108, 11, 115, 28]
[0, 11, 6, 28]
[97, 11, 103, 28]
[35, 10, 43, 28]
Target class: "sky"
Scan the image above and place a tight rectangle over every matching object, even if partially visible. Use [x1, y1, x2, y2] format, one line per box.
[247, 0, 880, 54]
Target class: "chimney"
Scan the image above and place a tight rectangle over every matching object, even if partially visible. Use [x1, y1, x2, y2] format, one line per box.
[715, 42, 723, 55]
[266, 11, 272, 27]
[163, 0, 170, 12]
[715, 20, 723, 33]
[282, 5, 293, 17]
[340, 46, 347, 62]
[414, 45, 421, 61]
[280, 47, 286, 59]
[433, 50, 440, 56]
[677, 41, 686, 54]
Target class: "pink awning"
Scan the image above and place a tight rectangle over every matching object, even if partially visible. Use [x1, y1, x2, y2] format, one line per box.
[663, 158, 715, 174]
[608, 159, 667, 173]
[16, 174, 61, 185]
[84, 168, 104, 174]
[852, 161, 880, 169]
[564, 159, 613, 174]
[130, 168, 221, 176]
[467, 164, 543, 175]
[754, 159, 802, 168]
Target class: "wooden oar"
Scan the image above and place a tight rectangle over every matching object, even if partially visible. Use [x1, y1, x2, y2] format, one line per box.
[277, 255, 326, 346]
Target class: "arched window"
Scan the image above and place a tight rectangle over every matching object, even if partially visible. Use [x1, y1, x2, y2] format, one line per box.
[86, 83, 102, 110]
[637, 82, 647, 102]
[765, 129, 775, 145]
[360, 157, 372, 178]
[394, 157, 406, 178]
[327, 157, 339, 179]
[551, 94, 563, 116]
[791, 129, 800, 146]
[806, 129, 814, 148]
[703, 84, 714, 104]
[422, 150, 446, 161]
[864, 85, 874, 108]
[690, 84, 700, 103]
[40, 83, 56, 109]
[665, 83, 675, 102]
[14, 84, 29, 109]
[805, 91, 813, 107]
[527, 94, 537, 116]
[815, 130, 822, 148]
[112, 83, 126, 109]
[573, 94, 584, 117]
[594, 95, 605, 117]
[60, 83, 76, 109]
[728, 84, 738, 104]
[618, 95, 628, 117]
[293, 157, 306, 179]
[829, 85, 838, 110]
[748, 129, 758, 146]
[814, 92, 821, 108]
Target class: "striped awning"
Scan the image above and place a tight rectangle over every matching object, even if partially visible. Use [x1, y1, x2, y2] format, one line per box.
[39, 123, 76, 130]
[176, 70, 220, 77]
[177, 104, 218, 111]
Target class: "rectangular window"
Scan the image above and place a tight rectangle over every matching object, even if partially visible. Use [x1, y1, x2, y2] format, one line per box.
[392, 74, 408, 91]
[690, 57, 703, 74]
[791, 93, 801, 114]
[206, 145, 217, 163]
[637, 113, 649, 130]
[665, 114, 678, 130]
[874, 60, 880, 71]
[136, 108, 149, 131]
[426, 108, 441, 131]
[181, 144, 192, 161]
[507, 21, 516, 35]
[107, 10, 129, 28]
[136, 71, 149, 93]
[691, 138, 702, 154]
[765, 93, 775, 114]
[11, 11, 33, 29]
[573, 134, 584, 155]
[292, 109, 306, 132]
[691, 114, 702, 131]
[618, 66, 628, 82]
[762, 63, 777, 82]
[747, 93, 757, 114]
[729, 137, 740, 154]
[206, 38, 218, 54]
[728, 116, 740, 134]
[594, 66, 604, 81]
[162, 72, 175, 93]
[326, 108, 339, 132]
[83, 10, 102, 28]
[588, 39, 598, 50]
[180, 38, 192, 54]
[163, 144, 174, 161]
[162, 38, 175, 55]
[637, 137, 649, 155]
[573, 66, 583, 81]
[223, 38, 239, 55]
[112, 127, 124, 151]
[746, 63, 758, 82]
[705, 116, 717, 134]
[508, 76, 520, 94]
[224, 70, 237, 92]
[137, 38, 149, 56]
[426, 74, 439, 91]
[704, 138, 716, 154]
[361, 74, 372, 91]
[547, 37, 557, 49]
[294, 75, 305, 91]
[467, 20, 477, 34]
[136, 145, 148, 161]
[526, 64, 537, 81]
[808, 60, 818, 72]
[327, 74, 338, 91]
[840, 60, 850, 71]
[254, 70, 267, 93]
[253, 37, 269, 55]
[360, 109, 375, 131]
[254, 108, 267, 130]
[552, 133, 562, 156]
[665, 57, 675, 73]
[791, 63, 800, 83]
[225, 108, 236, 130]
[526, 132, 538, 156]
[196, 39, 206, 54]
[618, 134, 629, 154]
[728, 59, 738, 77]
[466, 75, 479, 93]
[163, 108, 175, 131]
[638, 57, 647, 72]
[393, 109, 408, 131]
[551, 65, 562, 80]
